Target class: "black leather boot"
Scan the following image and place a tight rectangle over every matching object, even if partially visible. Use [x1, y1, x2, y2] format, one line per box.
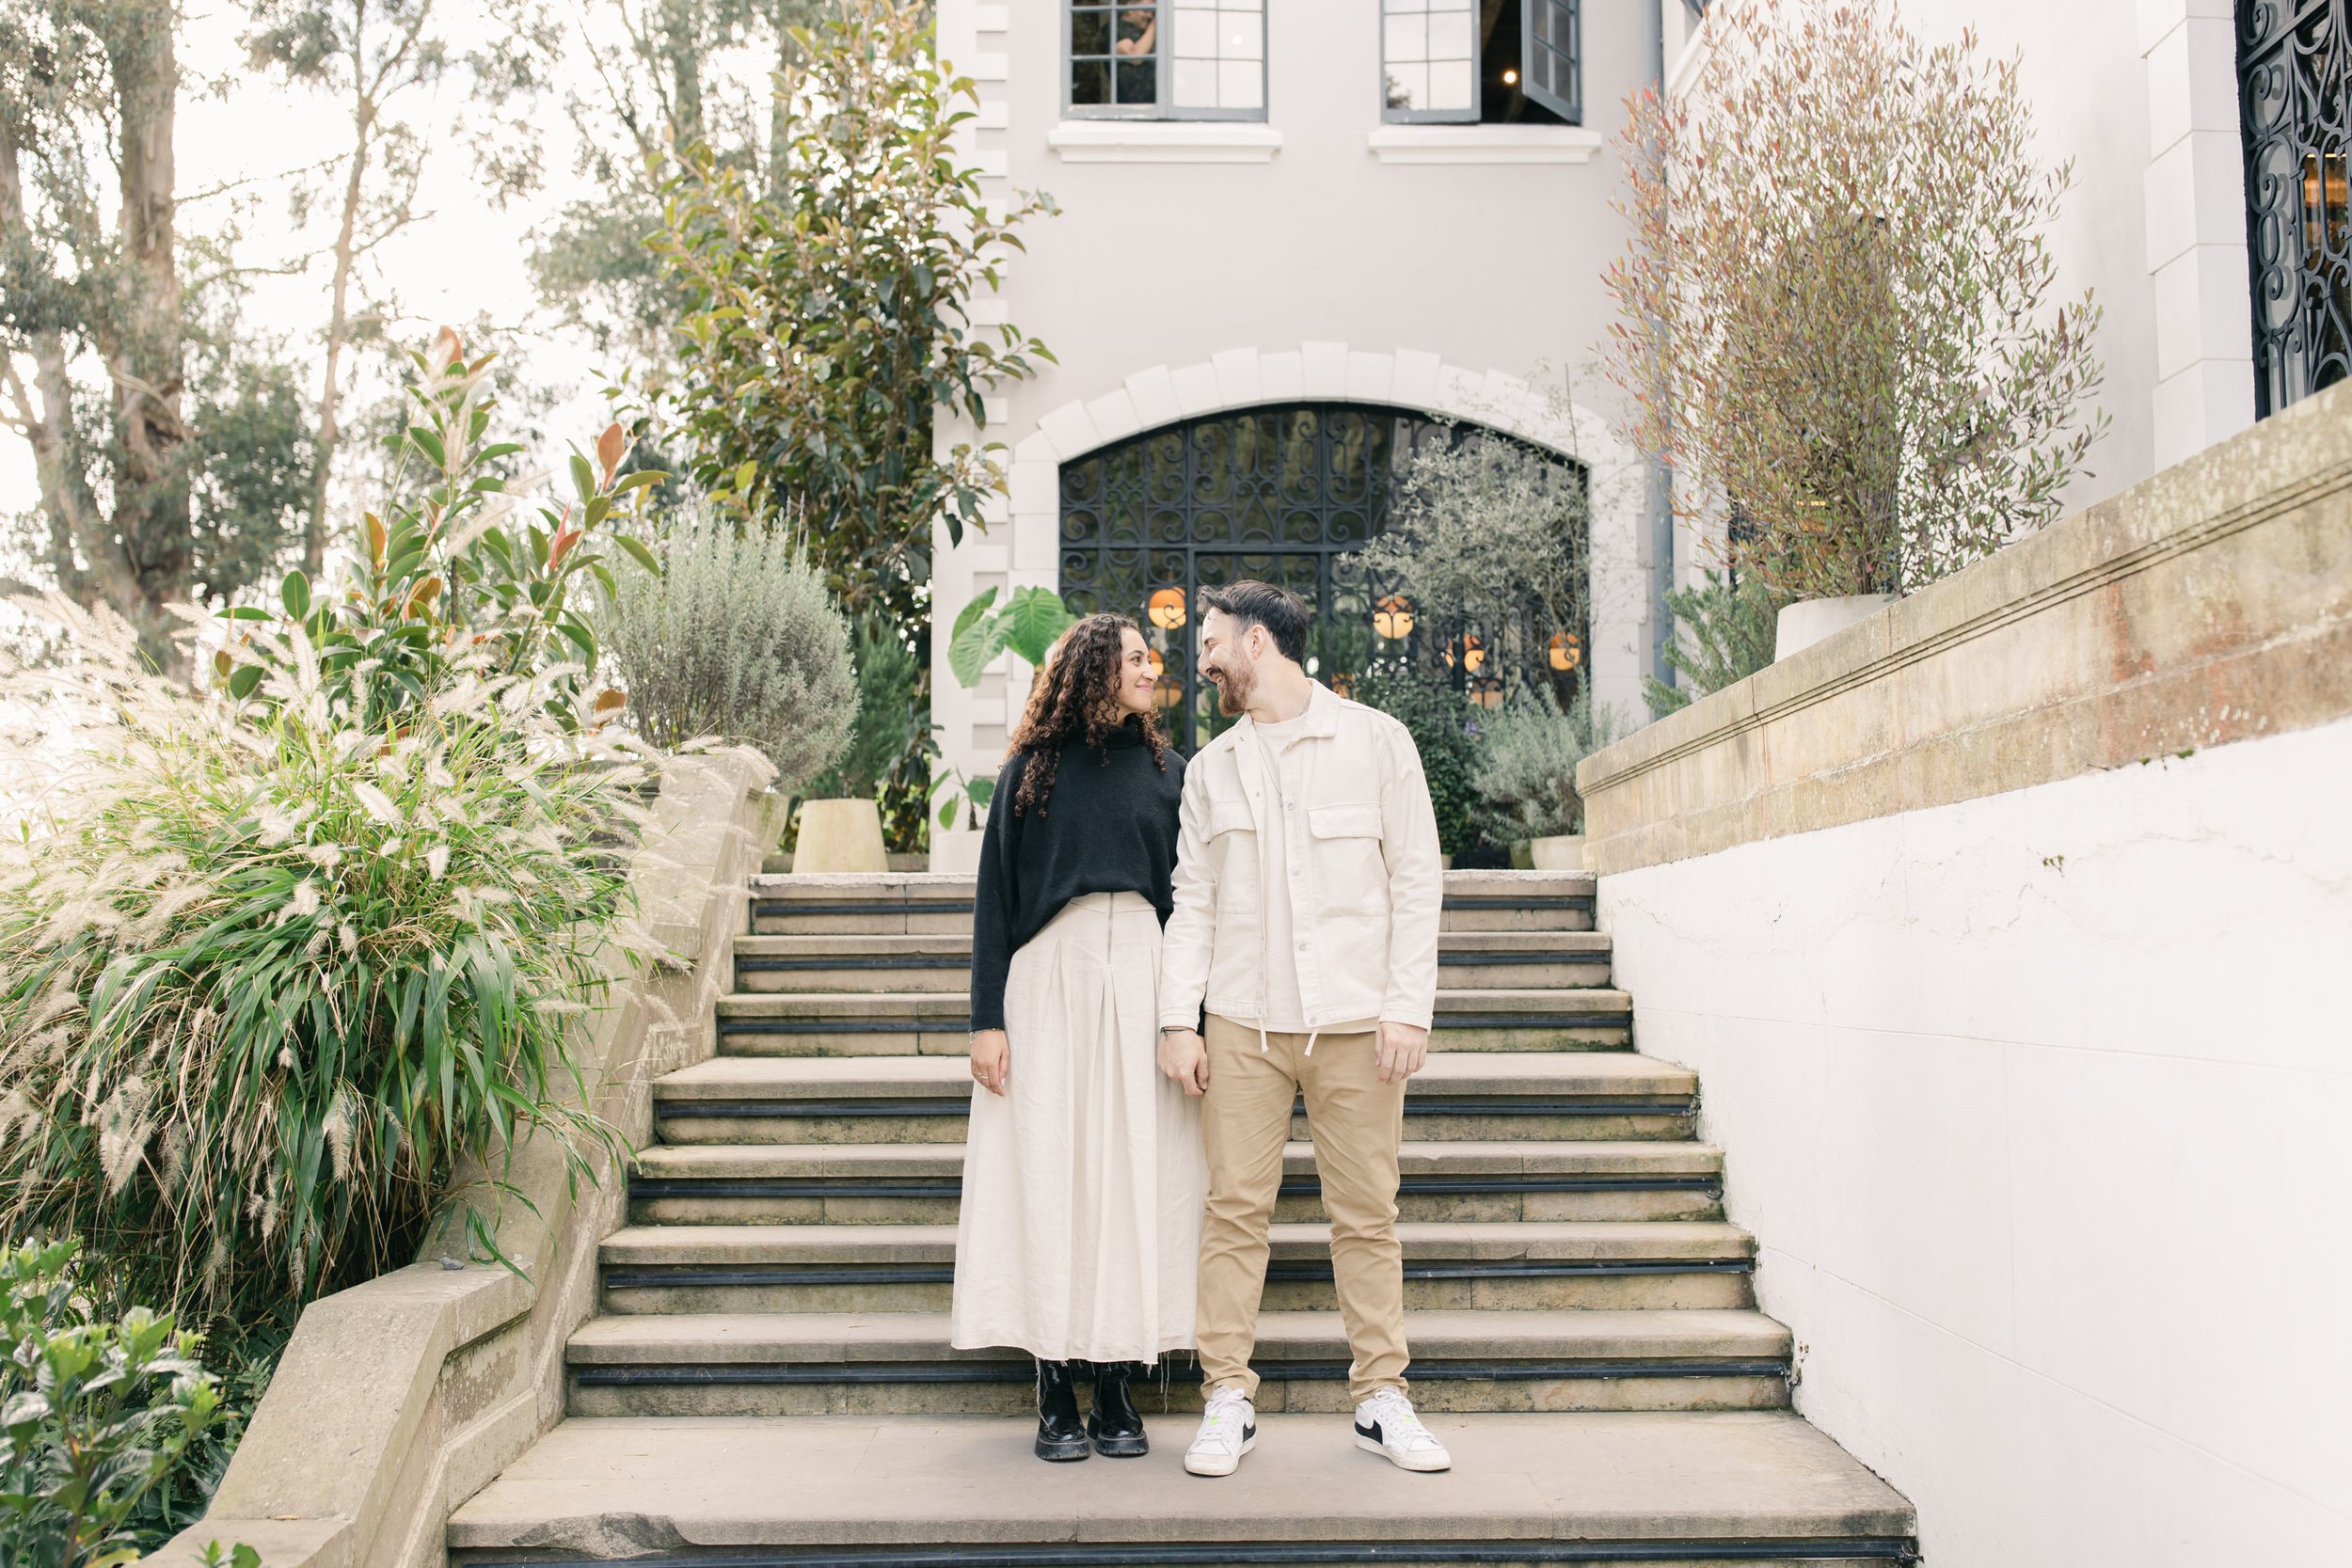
[1034, 1360, 1090, 1462]
[1087, 1360, 1150, 1457]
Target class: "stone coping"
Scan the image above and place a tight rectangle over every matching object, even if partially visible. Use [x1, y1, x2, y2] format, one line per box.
[1577, 381, 2352, 876]
[151, 749, 774, 1568]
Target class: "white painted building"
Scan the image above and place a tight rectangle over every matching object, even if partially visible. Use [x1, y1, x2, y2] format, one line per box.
[929, 0, 2323, 867]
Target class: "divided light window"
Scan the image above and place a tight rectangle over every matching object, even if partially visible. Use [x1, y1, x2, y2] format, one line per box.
[1382, 0, 1581, 125]
[1066, 2, 1267, 120]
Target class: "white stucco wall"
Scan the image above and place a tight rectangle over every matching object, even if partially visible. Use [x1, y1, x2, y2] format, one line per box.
[1597, 716, 2352, 1564]
[928, 1, 1664, 865]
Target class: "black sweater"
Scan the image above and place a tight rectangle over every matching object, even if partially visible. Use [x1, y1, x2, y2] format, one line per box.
[967, 720, 1185, 1032]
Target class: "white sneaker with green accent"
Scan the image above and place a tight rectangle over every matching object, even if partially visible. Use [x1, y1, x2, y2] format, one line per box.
[1354, 1389, 1452, 1472]
[1184, 1386, 1257, 1477]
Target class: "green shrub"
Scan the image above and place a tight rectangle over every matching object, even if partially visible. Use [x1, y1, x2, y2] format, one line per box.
[1351, 666, 1482, 860]
[806, 618, 924, 805]
[0, 332, 668, 1339]
[1643, 567, 1790, 717]
[1468, 685, 1623, 844]
[0, 1238, 241, 1568]
[599, 503, 859, 795]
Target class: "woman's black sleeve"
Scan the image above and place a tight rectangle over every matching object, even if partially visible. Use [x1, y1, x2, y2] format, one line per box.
[966, 754, 1028, 1033]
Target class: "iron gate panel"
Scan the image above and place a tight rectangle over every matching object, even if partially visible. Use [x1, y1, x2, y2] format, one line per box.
[2239, 0, 2352, 414]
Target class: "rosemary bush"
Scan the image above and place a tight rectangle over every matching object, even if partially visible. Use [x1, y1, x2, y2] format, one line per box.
[1643, 568, 1790, 717]
[600, 505, 858, 796]
[1468, 686, 1623, 844]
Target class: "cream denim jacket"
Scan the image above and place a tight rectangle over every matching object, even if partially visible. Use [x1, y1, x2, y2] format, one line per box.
[1158, 682, 1443, 1034]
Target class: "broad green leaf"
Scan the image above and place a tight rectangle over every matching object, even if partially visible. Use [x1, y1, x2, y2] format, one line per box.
[998, 586, 1077, 667]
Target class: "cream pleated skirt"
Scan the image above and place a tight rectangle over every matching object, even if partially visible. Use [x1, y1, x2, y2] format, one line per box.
[950, 891, 1206, 1361]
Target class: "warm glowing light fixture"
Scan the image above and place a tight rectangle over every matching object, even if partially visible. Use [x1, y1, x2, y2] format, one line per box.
[1147, 649, 1165, 678]
[1148, 586, 1187, 630]
[1548, 631, 1582, 672]
[1502, 68, 1519, 86]
[1152, 676, 1184, 709]
[1461, 634, 1486, 674]
[1373, 594, 1415, 640]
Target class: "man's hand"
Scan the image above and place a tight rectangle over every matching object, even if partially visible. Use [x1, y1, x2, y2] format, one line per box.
[1158, 1026, 1210, 1096]
[1375, 1021, 1430, 1085]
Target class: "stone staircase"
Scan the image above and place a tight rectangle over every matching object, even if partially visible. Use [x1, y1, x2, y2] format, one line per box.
[450, 871, 1916, 1566]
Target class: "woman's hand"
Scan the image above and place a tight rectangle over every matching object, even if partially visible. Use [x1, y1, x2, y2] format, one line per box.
[970, 1029, 1010, 1097]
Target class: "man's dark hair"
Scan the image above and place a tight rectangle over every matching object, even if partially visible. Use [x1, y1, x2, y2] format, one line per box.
[1200, 580, 1311, 664]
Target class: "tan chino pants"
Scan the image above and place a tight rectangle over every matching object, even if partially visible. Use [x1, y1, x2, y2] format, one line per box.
[1195, 1013, 1409, 1403]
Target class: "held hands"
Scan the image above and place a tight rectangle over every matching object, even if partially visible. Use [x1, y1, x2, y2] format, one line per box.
[1375, 1021, 1431, 1085]
[1158, 1026, 1210, 1096]
[969, 1029, 1009, 1097]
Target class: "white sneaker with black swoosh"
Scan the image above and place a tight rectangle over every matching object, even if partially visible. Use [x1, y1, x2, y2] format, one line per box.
[1184, 1386, 1257, 1477]
[1354, 1389, 1453, 1472]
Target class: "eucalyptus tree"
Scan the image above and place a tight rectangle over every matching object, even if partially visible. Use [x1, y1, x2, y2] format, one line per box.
[0, 0, 313, 670]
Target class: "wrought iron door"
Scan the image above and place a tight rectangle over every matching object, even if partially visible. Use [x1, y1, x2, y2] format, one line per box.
[1056, 403, 1585, 752]
[2239, 0, 2352, 414]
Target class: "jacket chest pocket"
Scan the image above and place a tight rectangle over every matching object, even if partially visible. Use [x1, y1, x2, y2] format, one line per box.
[1308, 801, 1386, 916]
[1206, 802, 1257, 879]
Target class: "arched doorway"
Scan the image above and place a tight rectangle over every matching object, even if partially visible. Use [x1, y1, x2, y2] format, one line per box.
[1056, 402, 1586, 751]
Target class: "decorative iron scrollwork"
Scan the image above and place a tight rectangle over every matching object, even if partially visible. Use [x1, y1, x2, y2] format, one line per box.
[2239, 0, 2352, 415]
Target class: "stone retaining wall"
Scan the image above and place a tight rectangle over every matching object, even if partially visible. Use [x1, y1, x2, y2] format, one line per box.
[153, 750, 772, 1568]
[1571, 384, 2352, 1566]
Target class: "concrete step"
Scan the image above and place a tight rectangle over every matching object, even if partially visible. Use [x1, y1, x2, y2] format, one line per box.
[449, 1412, 1916, 1564]
[732, 929, 1616, 993]
[596, 1219, 1756, 1316]
[650, 1053, 1701, 1147]
[748, 870, 1598, 935]
[712, 988, 1636, 1055]
[628, 1139, 1726, 1227]
[563, 1307, 1791, 1418]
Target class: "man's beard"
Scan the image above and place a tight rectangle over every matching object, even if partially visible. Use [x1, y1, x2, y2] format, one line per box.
[1209, 656, 1254, 717]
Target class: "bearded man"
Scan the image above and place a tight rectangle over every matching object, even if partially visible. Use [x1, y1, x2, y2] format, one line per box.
[1154, 579, 1452, 1478]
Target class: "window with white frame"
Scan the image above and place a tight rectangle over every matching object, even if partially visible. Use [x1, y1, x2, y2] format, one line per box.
[1381, 0, 1580, 125]
[1066, 2, 1266, 120]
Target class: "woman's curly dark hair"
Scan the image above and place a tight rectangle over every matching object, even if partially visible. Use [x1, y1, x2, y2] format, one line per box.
[1007, 612, 1171, 816]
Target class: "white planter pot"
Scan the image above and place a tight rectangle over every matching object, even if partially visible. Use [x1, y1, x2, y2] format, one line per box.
[794, 798, 888, 874]
[1529, 832, 1587, 872]
[1775, 594, 1897, 661]
[929, 829, 987, 875]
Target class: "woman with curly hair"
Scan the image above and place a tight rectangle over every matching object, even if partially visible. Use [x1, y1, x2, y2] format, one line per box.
[950, 611, 1204, 1464]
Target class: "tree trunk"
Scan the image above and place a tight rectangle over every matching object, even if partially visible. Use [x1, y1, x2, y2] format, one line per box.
[310, 88, 374, 578]
[102, 4, 194, 672]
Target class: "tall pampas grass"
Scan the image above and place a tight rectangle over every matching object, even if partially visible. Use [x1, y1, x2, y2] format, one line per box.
[0, 593, 660, 1335]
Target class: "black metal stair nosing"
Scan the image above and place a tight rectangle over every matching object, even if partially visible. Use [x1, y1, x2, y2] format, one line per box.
[601, 1258, 1751, 1291]
[715, 1015, 1633, 1037]
[626, 1175, 1724, 1201]
[657, 1097, 1698, 1120]
[737, 956, 970, 973]
[1439, 895, 1597, 911]
[754, 901, 978, 918]
[453, 1538, 1919, 1568]
[570, 1356, 1788, 1387]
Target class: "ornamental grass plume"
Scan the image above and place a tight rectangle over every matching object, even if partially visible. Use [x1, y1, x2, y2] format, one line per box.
[0, 591, 662, 1338]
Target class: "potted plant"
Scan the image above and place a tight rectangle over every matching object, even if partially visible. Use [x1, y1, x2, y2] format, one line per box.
[599, 501, 860, 861]
[1468, 686, 1621, 870]
[1603, 0, 2106, 662]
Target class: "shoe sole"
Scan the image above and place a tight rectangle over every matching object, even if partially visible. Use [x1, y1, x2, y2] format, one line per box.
[1035, 1438, 1092, 1463]
[1184, 1433, 1257, 1477]
[1355, 1433, 1452, 1472]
